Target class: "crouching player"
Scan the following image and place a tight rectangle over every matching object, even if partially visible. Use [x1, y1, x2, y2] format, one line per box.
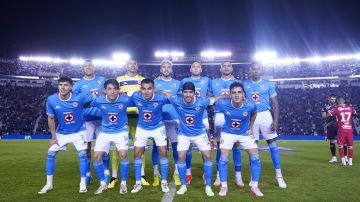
[131, 79, 170, 193]
[38, 77, 93, 194]
[91, 79, 132, 194]
[216, 82, 263, 197]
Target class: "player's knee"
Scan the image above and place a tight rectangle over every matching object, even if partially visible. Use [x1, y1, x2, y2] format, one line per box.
[202, 152, 211, 161]
[119, 152, 128, 160]
[93, 153, 103, 162]
[268, 140, 278, 150]
[348, 146, 353, 149]
[78, 150, 87, 159]
[219, 155, 228, 164]
[266, 138, 277, 144]
[159, 147, 167, 157]
[250, 153, 260, 163]
[338, 145, 344, 149]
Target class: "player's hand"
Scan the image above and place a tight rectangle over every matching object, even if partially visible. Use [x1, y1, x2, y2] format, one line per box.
[325, 136, 328, 141]
[271, 122, 279, 132]
[49, 138, 58, 148]
[248, 130, 254, 139]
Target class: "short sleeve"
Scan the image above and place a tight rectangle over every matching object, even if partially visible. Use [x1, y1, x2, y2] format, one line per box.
[269, 82, 277, 97]
[46, 98, 55, 117]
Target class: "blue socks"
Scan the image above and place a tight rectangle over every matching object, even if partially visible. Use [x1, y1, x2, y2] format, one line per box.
[120, 159, 129, 181]
[186, 150, 192, 169]
[160, 157, 169, 181]
[78, 150, 88, 178]
[268, 141, 281, 169]
[103, 153, 110, 172]
[171, 142, 178, 165]
[216, 144, 221, 171]
[152, 142, 159, 167]
[203, 160, 213, 186]
[134, 157, 142, 182]
[178, 161, 187, 185]
[93, 160, 105, 181]
[250, 153, 261, 182]
[46, 151, 57, 175]
[218, 155, 228, 183]
[233, 147, 242, 172]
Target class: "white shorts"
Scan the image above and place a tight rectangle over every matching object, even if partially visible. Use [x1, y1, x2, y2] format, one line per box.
[220, 132, 257, 150]
[213, 113, 225, 141]
[164, 120, 180, 143]
[94, 131, 129, 153]
[177, 133, 211, 151]
[203, 118, 210, 130]
[49, 130, 88, 152]
[134, 126, 167, 147]
[253, 110, 278, 141]
[85, 120, 102, 142]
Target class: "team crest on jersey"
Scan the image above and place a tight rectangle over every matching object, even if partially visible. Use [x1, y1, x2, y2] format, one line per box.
[251, 92, 260, 102]
[72, 102, 78, 107]
[184, 115, 195, 125]
[195, 106, 200, 111]
[63, 112, 74, 123]
[108, 113, 118, 123]
[143, 111, 153, 121]
[230, 119, 241, 129]
[195, 90, 201, 98]
[243, 112, 248, 117]
[153, 102, 158, 107]
[118, 104, 124, 109]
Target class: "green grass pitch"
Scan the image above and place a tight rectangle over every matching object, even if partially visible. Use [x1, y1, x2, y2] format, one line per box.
[0, 140, 358, 202]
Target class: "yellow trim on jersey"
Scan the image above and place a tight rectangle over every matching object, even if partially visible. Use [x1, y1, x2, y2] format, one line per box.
[116, 74, 144, 114]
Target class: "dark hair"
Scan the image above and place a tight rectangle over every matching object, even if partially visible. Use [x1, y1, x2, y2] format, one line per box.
[104, 79, 119, 89]
[141, 78, 154, 86]
[58, 76, 73, 85]
[329, 94, 336, 98]
[249, 62, 261, 69]
[229, 82, 244, 92]
[182, 81, 195, 92]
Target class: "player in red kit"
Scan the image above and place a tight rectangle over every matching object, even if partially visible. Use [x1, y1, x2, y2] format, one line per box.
[327, 97, 357, 166]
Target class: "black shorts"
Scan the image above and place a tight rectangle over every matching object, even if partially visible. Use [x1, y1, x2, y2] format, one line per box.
[325, 126, 337, 140]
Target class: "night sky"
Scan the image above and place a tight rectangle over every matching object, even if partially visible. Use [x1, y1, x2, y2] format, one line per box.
[1, 0, 359, 60]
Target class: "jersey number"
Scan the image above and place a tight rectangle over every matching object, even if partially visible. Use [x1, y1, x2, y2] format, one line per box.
[340, 112, 351, 123]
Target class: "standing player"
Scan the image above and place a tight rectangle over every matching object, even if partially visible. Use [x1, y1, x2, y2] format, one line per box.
[243, 62, 287, 188]
[73, 59, 107, 184]
[91, 79, 133, 194]
[110, 59, 149, 188]
[327, 97, 357, 166]
[321, 94, 340, 163]
[38, 77, 92, 194]
[216, 82, 263, 197]
[165, 82, 226, 196]
[210, 61, 243, 188]
[130, 79, 170, 193]
[178, 61, 212, 184]
[154, 60, 181, 186]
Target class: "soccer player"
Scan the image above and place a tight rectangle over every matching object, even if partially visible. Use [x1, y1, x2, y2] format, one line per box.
[216, 82, 263, 197]
[154, 60, 181, 186]
[327, 97, 357, 166]
[165, 82, 225, 196]
[110, 59, 149, 188]
[178, 61, 212, 184]
[38, 76, 93, 194]
[321, 94, 340, 163]
[243, 62, 287, 188]
[130, 78, 170, 193]
[91, 79, 133, 194]
[73, 59, 107, 184]
[211, 61, 243, 188]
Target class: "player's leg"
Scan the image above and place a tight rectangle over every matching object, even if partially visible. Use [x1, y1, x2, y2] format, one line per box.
[108, 145, 119, 188]
[165, 120, 181, 185]
[327, 127, 337, 163]
[217, 132, 235, 196]
[72, 131, 89, 193]
[152, 141, 160, 186]
[213, 113, 224, 186]
[232, 142, 243, 188]
[176, 135, 191, 195]
[337, 132, 346, 165]
[92, 132, 111, 194]
[153, 126, 169, 192]
[346, 132, 354, 166]
[131, 127, 148, 193]
[85, 121, 96, 184]
[115, 131, 130, 194]
[344, 143, 348, 163]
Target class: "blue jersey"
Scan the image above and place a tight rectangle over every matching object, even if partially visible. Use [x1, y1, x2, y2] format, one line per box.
[216, 99, 257, 135]
[73, 76, 106, 121]
[91, 95, 133, 134]
[243, 79, 277, 112]
[46, 93, 93, 134]
[178, 77, 212, 98]
[154, 78, 180, 120]
[132, 92, 169, 130]
[169, 95, 210, 136]
[211, 77, 239, 112]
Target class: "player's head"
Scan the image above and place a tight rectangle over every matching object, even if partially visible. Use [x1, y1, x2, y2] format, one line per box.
[82, 59, 95, 77]
[328, 94, 337, 104]
[58, 76, 73, 96]
[229, 82, 245, 104]
[250, 62, 263, 80]
[220, 61, 233, 76]
[182, 82, 195, 104]
[337, 96, 345, 105]
[141, 78, 155, 100]
[160, 60, 173, 77]
[190, 61, 202, 76]
[127, 59, 138, 74]
[104, 79, 120, 101]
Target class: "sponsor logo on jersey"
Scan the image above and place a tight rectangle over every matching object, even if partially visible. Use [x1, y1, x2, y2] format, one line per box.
[230, 119, 241, 129]
[108, 113, 118, 123]
[251, 92, 260, 102]
[184, 115, 195, 125]
[63, 112, 74, 123]
[195, 89, 201, 98]
[143, 111, 153, 121]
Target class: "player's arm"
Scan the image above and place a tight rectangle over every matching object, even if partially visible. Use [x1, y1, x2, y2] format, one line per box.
[249, 112, 257, 137]
[47, 116, 58, 147]
[271, 95, 279, 131]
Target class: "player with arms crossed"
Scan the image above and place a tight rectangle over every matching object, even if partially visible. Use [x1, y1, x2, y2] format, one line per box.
[216, 82, 263, 197]
[130, 79, 170, 193]
[154, 60, 181, 185]
[38, 77, 93, 194]
[178, 61, 212, 184]
[243, 62, 286, 188]
[73, 60, 108, 184]
[210, 61, 243, 188]
[327, 97, 357, 166]
[91, 79, 133, 194]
